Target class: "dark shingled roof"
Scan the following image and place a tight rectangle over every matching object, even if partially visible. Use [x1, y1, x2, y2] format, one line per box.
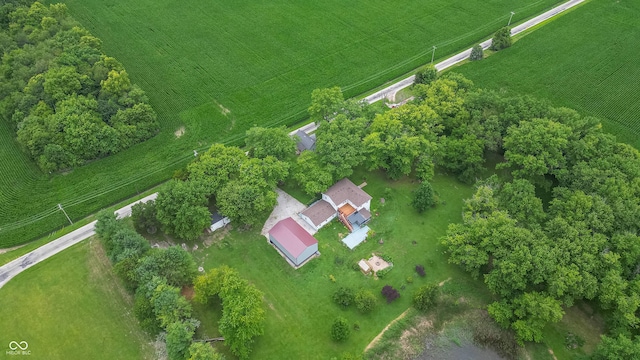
[296, 130, 316, 152]
[269, 218, 318, 257]
[301, 200, 335, 227]
[211, 212, 225, 224]
[324, 178, 372, 208]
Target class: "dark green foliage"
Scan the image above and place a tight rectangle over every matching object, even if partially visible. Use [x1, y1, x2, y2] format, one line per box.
[470, 44, 483, 61]
[364, 103, 441, 180]
[414, 65, 437, 85]
[145, 277, 193, 328]
[415, 265, 426, 277]
[155, 180, 211, 241]
[293, 150, 333, 196]
[166, 319, 199, 360]
[245, 126, 296, 160]
[413, 284, 438, 311]
[193, 266, 265, 359]
[131, 200, 159, 234]
[412, 181, 435, 213]
[375, 266, 393, 279]
[308, 87, 344, 122]
[354, 289, 377, 313]
[491, 26, 512, 51]
[488, 292, 563, 345]
[381, 285, 400, 303]
[332, 287, 355, 308]
[315, 115, 368, 180]
[0, 2, 158, 171]
[435, 134, 486, 183]
[134, 288, 162, 336]
[591, 334, 640, 360]
[135, 246, 198, 288]
[186, 143, 287, 227]
[330, 317, 351, 342]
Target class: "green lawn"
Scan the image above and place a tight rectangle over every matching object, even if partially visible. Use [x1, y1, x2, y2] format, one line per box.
[454, 0, 640, 149]
[0, 240, 154, 360]
[0, 0, 563, 246]
[192, 168, 490, 359]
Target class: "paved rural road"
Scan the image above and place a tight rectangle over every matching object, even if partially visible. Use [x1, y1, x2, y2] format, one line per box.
[0, 0, 585, 289]
[364, 0, 585, 104]
[0, 193, 158, 289]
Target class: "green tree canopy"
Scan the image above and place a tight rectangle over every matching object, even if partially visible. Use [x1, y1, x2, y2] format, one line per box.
[155, 180, 211, 241]
[308, 86, 344, 122]
[491, 26, 512, 51]
[245, 126, 296, 160]
[315, 115, 368, 180]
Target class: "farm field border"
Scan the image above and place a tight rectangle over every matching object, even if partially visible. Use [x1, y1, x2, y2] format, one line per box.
[0, 0, 563, 246]
[455, 0, 640, 149]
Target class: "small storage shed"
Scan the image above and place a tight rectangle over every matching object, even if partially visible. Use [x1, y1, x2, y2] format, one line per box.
[210, 212, 231, 232]
[268, 217, 319, 267]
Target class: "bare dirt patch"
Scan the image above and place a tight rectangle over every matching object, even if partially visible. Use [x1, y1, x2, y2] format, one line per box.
[181, 285, 195, 300]
[0, 244, 25, 255]
[174, 126, 185, 138]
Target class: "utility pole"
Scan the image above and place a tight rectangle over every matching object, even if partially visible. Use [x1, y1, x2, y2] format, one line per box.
[58, 204, 73, 225]
[431, 46, 437, 64]
[508, 11, 515, 26]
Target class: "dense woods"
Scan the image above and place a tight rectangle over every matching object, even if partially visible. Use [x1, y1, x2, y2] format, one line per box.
[0, 1, 158, 171]
[303, 75, 640, 354]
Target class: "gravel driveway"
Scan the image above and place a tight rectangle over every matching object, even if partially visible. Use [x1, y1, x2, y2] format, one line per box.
[261, 189, 317, 237]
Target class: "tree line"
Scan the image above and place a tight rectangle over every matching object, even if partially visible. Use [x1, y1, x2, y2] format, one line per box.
[0, 1, 158, 172]
[96, 211, 265, 360]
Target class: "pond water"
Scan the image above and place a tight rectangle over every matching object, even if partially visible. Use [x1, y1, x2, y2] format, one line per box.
[415, 341, 505, 360]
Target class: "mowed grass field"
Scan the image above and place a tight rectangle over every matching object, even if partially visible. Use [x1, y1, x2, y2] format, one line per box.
[0, 0, 562, 246]
[192, 169, 491, 359]
[0, 240, 154, 360]
[455, 0, 640, 149]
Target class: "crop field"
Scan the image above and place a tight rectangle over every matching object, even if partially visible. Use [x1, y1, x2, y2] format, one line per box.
[455, 0, 640, 149]
[0, 0, 562, 246]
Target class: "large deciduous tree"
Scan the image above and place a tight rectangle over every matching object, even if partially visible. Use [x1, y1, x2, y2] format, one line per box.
[193, 266, 265, 360]
[499, 118, 572, 180]
[155, 180, 211, 241]
[308, 86, 344, 122]
[364, 104, 441, 179]
[293, 151, 333, 196]
[491, 26, 512, 51]
[245, 126, 296, 160]
[315, 115, 367, 180]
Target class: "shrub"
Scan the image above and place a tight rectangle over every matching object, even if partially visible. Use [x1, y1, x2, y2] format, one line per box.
[415, 265, 426, 277]
[380, 254, 393, 263]
[333, 287, 355, 308]
[470, 44, 484, 61]
[406, 276, 414, 284]
[376, 266, 393, 279]
[355, 289, 377, 313]
[414, 65, 438, 85]
[491, 26, 512, 51]
[413, 284, 439, 311]
[412, 182, 435, 213]
[131, 200, 159, 234]
[381, 285, 400, 304]
[331, 317, 351, 341]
